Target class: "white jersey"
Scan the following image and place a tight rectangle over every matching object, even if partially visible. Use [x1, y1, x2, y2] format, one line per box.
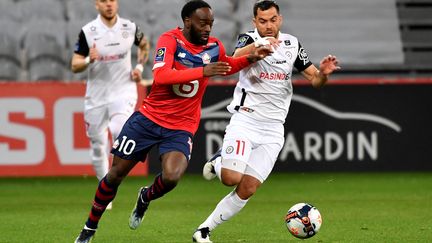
[75, 15, 143, 110]
[227, 29, 312, 123]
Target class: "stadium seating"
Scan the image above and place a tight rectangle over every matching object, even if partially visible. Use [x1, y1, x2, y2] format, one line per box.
[0, 0, 22, 23]
[0, 0, 430, 81]
[28, 60, 68, 81]
[397, 0, 432, 70]
[17, 0, 66, 22]
[66, 0, 97, 22]
[0, 58, 21, 81]
[0, 34, 21, 67]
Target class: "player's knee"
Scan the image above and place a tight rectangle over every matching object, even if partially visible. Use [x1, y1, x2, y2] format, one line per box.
[107, 167, 127, 186]
[162, 171, 182, 185]
[236, 184, 257, 199]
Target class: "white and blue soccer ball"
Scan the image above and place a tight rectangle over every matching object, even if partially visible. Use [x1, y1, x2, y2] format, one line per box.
[285, 203, 322, 239]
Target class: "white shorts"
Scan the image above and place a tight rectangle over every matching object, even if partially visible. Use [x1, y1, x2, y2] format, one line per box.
[221, 113, 284, 182]
[84, 97, 136, 137]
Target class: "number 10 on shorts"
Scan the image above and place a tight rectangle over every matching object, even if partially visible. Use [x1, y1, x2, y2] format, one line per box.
[116, 136, 136, 155]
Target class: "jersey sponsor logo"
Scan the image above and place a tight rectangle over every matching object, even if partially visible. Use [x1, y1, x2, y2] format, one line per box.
[201, 52, 211, 64]
[98, 52, 127, 62]
[155, 47, 166, 62]
[122, 31, 129, 39]
[172, 80, 199, 98]
[270, 60, 287, 65]
[298, 47, 310, 65]
[236, 36, 249, 48]
[259, 72, 291, 80]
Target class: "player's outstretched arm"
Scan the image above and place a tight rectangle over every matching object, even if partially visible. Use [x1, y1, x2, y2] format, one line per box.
[302, 55, 340, 88]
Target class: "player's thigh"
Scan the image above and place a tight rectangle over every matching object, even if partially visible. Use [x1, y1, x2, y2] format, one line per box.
[246, 142, 283, 183]
[158, 129, 193, 163]
[221, 137, 252, 176]
[84, 106, 109, 137]
[111, 112, 158, 162]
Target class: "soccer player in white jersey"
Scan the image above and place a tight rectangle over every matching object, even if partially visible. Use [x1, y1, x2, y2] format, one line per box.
[71, 0, 149, 211]
[192, 1, 340, 242]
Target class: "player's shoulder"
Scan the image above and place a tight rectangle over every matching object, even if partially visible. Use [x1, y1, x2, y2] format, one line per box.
[241, 30, 259, 40]
[279, 32, 298, 41]
[81, 18, 98, 32]
[117, 17, 136, 28]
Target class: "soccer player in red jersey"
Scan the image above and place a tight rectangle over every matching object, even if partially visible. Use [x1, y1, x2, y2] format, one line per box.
[74, 1, 272, 242]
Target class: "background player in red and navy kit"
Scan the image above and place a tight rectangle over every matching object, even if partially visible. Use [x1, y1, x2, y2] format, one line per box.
[74, 1, 272, 242]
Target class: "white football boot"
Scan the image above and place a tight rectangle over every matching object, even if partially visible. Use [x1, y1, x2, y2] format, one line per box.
[202, 149, 221, 180]
[192, 227, 212, 243]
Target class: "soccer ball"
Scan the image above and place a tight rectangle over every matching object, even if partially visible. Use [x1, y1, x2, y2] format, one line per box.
[285, 203, 322, 239]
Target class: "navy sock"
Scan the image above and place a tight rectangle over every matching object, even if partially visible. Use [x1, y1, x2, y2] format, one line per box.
[141, 173, 176, 202]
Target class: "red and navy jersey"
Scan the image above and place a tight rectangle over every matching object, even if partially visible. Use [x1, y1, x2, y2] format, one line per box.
[139, 27, 250, 135]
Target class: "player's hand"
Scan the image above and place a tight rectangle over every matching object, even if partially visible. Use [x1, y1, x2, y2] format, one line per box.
[319, 55, 341, 75]
[203, 62, 232, 76]
[264, 37, 281, 50]
[247, 45, 273, 63]
[131, 68, 142, 83]
[89, 43, 99, 63]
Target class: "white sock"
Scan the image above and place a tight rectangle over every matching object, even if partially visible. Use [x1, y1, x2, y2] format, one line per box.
[198, 191, 248, 231]
[214, 157, 222, 181]
[89, 132, 109, 181]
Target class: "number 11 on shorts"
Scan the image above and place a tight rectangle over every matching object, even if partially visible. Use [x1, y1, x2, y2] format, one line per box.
[236, 140, 245, 156]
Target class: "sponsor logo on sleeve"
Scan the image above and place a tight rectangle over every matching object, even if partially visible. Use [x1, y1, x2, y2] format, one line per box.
[236, 36, 249, 48]
[155, 47, 166, 62]
[298, 47, 310, 65]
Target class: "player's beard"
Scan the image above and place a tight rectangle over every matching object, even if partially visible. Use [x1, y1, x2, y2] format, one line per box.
[190, 25, 208, 45]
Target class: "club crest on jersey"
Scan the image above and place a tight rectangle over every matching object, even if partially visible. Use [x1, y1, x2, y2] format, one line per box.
[202, 52, 211, 64]
[284, 40, 291, 46]
[226, 146, 234, 154]
[236, 36, 249, 48]
[155, 47, 166, 62]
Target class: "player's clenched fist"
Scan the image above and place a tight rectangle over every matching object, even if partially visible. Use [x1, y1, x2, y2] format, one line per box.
[89, 43, 99, 63]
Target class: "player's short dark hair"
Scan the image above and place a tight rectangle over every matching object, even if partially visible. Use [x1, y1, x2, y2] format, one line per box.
[181, 0, 212, 20]
[253, 0, 280, 17]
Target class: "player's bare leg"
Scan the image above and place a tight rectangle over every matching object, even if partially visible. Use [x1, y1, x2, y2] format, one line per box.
[129, 151, 188, 229]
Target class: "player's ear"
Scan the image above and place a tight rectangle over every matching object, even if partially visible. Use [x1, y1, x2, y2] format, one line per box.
[183, 17, 192, 29]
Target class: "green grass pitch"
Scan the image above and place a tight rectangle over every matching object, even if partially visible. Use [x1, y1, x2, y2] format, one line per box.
[0, 172, 431, 242]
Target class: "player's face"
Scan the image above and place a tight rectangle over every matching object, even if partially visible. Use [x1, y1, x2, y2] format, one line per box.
[96, 0, 118, 21]
[188, 8, 214, 45]
[253, 7, 282, 38]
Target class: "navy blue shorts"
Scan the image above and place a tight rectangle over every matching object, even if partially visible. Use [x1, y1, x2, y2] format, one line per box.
[111, 111, 193, 162]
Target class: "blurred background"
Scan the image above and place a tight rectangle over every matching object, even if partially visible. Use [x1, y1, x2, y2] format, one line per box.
[0, 0, 431, 176]
[0, 0, 431, 82]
